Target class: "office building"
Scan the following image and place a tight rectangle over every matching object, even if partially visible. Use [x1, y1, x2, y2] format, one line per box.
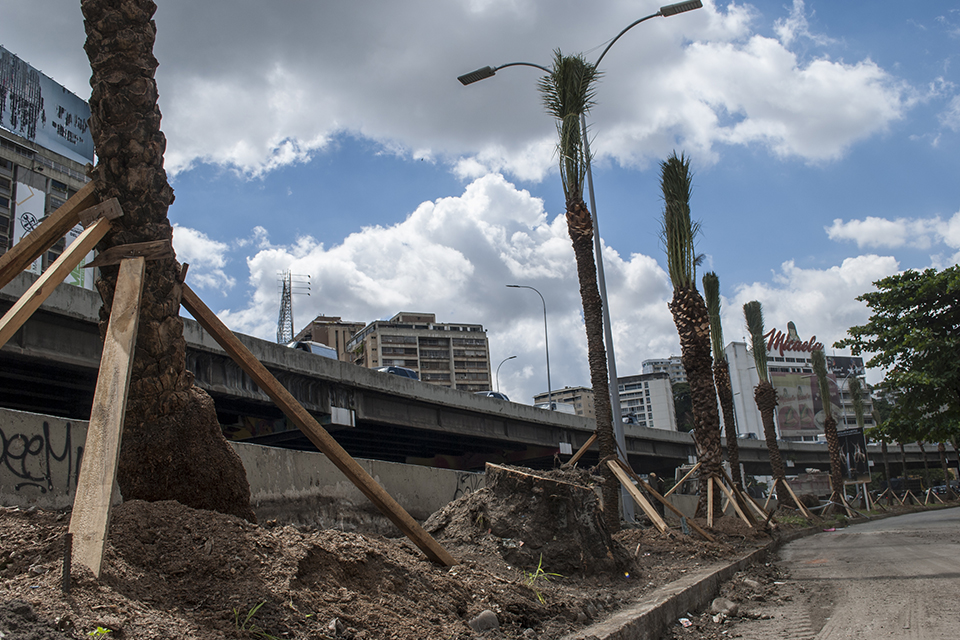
[641, 356, 687, 386]
[532, 386, 595, 419]
[617, 372, 677, 431]
[294, 315, 366, 361]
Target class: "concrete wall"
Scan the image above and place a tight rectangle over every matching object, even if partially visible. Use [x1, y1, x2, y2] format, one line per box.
[0, 407, 483, 535]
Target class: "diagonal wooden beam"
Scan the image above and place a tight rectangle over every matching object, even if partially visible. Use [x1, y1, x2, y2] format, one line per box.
[180, 283, 456, 566]
[606, 459, 670, 534]
[614, 459, 715, 542]
[0, 181, 99, 290]
[0, 216, 112, 350]
[68, 257, 145, 578]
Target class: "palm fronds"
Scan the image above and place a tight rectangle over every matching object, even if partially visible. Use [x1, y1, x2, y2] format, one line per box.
[659, 153, 700, 290]
[702, 272, 725, 363]
[743, 300, 769, 381]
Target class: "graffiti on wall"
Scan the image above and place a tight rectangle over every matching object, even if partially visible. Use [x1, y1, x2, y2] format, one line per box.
[0, 421, 83, 494]
[452, 472, 484, 502]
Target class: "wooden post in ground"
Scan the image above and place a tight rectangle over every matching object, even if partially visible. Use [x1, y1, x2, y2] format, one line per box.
[778, 478, 815, 520]
[664, 462, 700, 498]
[180, 284, 456, 566]
[713, 477, 752, 527]
[606, 460, 669, 535]
[68, 257, 145, 578]
[706, 476, 715, 528]
[612, 460, 715, 542]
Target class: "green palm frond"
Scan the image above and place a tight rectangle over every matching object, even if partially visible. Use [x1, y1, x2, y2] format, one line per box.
[811, 349, 833, 421]
[847, 375, 865, 428]
[743, 300, 769, 380]
[702, 272, 725, 362]
[537, 50, 600, 202]
[659, 152, 700, 290]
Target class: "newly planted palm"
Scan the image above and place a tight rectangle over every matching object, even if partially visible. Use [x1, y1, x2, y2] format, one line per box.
[702, 272, 742, 489]
[743, 301, 787, 484]
[538, 51, 618, 531]
[812, 350, 843, 500]
[660, 154, 723, 518]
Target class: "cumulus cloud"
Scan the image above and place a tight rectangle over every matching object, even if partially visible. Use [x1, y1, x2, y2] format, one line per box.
[826, 211, 960, 252]
[171, 225, 235, 292]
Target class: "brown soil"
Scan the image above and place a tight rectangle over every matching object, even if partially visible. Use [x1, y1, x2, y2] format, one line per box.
[0, 465, 779, 640]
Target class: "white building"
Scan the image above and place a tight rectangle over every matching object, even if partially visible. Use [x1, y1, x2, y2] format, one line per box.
[641, 356, 687, 385]
[618, 372, 677, 431]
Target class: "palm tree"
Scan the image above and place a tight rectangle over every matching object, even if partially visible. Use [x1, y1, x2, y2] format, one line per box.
[659, 153, 723, 518]
[742, 301, 788, 487]
[811, 350, 844, 501]
[538, 51, 618, 532]
[702, 272, 742, 489]
[81, 0, 254, 521]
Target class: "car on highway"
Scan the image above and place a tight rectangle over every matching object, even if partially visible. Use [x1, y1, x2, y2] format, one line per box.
[286, 340, 338, 359]
[374, 366, 420, 380]
[534, 401, 576, 414]
[475, 391, 510, 401]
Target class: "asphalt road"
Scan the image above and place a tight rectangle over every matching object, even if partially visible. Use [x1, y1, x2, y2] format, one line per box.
[735, 506, 960, 640]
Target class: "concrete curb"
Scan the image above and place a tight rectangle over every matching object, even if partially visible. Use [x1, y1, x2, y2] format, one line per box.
[561, 527, 818, 640]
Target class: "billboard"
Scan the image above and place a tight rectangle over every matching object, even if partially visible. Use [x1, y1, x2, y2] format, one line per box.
[0, 46, 93, 164]
[837, 427, 870, 482]
[826, 355, 865, 379]
[12, 182, 43, 274]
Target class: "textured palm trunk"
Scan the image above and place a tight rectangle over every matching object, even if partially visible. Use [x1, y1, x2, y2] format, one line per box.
[937, 442, 954, 499]
[82, 0, 254, 522]
[881, 441, 893, 503]
[898, 441, 907, 496]
[713, 360, 742, 489]
[822, 414, 843, 499]
[754, 381, 786, 486]
[565, 197, 618, 533]
[669, 288, 723, 517]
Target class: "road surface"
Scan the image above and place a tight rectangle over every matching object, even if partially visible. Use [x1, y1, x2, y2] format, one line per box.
[726, 506, 960, 640]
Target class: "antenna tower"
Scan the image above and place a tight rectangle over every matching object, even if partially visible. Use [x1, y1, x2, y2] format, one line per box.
[277, 270, 310, 344]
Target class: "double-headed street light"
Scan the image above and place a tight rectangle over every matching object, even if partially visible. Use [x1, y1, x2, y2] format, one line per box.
[462, 0, 703, 459]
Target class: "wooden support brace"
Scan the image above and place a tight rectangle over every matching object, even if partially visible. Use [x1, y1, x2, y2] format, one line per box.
[780, 478, 815, 520]
[606, 460, 670, 535]
[0, 217, 112, 350]
[0, 181, 98, 290]
[664, 461, 700, 498]
[719, 466, 759, 525]
[565, 432, 597, 467]
[707, 475, 715, 528]
[84, 239, 174, 269]
[68, 257, 145, 578]
[612, 459, 715, 542]
[180, 284, 456, 566]
[714, 477, 753, 528]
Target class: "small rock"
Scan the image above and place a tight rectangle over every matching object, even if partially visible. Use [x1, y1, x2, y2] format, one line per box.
[468, 609, 499, 633]
[586, 603, 598, 619]
[742, 577, 761, 590]
[710, 597, 738, 617]
[576, 610, 588, 624]
[327, 617, 346, 636]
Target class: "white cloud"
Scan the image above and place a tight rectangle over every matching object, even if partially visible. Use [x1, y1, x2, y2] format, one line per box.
[941, 94, 960, 131]
[172, 225, 235, 292]
[826, 211, 960, 252]
[773, 0, 833, 48]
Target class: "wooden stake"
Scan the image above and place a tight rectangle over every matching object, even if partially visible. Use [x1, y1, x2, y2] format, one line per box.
[606, 460, 670, 534]
[719, 467, 759, 525]
[714, 477, 752, 527]
[780, 478, 815, 520]
[664, 462, 700, 498]
[566, 432, 597, 467]
[613, 460, 715, 542]
[180, 284, 456, 566]
[707, 476, 714, 528]
[68, 257, 145, 578]
[0, 217, 112, 350]
[0, 181, 98, 290]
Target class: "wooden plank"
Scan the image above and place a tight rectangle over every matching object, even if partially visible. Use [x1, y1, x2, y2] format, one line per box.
[566, 432, 597, 467]
[0, 181, 98, 290]
[68, 257, 145, 578]
[706, 475, 714, 528]
[664, 461, 700, 498]
[180, 284, 456, 567]
[0, 217, 112, 350]
[84, 239, 173, 269]
[720, 466, 758, 525]
[606, 460, 670, 534]
[614, 460, 715, 542]
[780, 478, 815, 520]
[714, 477, 752, 527]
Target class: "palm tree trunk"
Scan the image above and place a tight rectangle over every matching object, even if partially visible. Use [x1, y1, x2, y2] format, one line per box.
[713, 360, 742, 489]
[898, 441, 907, 499]
[669, 287, 723, 517]
[938, 442, 954, 499]
[918, 441, 930, 490]
[566, 199, 618, 533]
[755, 380, 787, 485]
[82, 0, 254, 522]
[823, 414, 843, 500]
[881, 440, 893, 504]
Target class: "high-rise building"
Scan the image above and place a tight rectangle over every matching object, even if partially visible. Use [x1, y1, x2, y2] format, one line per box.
[345, 312, 492, 392]
[641, 356, 687, 386]
[532, 386, 595, 419]
[294, 315, 366, 361]
[1, 46, 94, 284]
[617, 372, 677, 431]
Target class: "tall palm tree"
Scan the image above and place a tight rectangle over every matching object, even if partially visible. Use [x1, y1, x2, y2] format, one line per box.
[702, 272, 742, 489]
[81, 0, 254, 521]
[538, 51, 618, 532]
[659, 153, 723, 518]
[742, 301, 787, 486]
[811, 350, 844, 501]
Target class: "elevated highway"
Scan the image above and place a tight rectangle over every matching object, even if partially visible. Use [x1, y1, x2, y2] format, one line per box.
[1, 272, 948, 478]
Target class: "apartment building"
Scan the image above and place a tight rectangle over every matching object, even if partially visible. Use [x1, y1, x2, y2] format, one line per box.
[293, 315, 366, 361]
[618, 372, 677, 431]
[345, 312, 492, 392]
[641, 356, 687, 385]
[532, 386, 596, 419]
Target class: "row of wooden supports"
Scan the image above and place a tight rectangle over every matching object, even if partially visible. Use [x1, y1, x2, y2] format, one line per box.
[0, 183, 457, 578]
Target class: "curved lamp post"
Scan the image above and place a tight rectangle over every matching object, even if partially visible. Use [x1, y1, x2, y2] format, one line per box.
[463, 0, 702, 449]
[506, 284, 551, 406]
[496, 355, 517, 393]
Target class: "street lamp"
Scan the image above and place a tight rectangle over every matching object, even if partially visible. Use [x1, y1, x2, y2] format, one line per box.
[506, 284, 551, 407]
[464, 0, 702, 465]
[496, 355, 517, 393]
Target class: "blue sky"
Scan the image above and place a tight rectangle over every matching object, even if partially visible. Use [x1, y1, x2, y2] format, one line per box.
[3, 1, 959, 405]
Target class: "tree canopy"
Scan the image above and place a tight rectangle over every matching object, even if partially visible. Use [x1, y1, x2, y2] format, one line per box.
[835, 266, 960, 429]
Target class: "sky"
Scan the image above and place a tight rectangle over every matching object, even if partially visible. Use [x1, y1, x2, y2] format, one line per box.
[3, 0, 959, 406]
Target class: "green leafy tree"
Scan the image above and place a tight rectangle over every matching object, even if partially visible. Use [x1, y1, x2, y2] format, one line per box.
[659, 153, 723, 518]
[702, 272, 743, 489]
[538, 51, 618, 532]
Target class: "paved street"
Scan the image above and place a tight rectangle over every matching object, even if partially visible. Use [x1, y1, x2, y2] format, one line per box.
[732, 506, 960, 640]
